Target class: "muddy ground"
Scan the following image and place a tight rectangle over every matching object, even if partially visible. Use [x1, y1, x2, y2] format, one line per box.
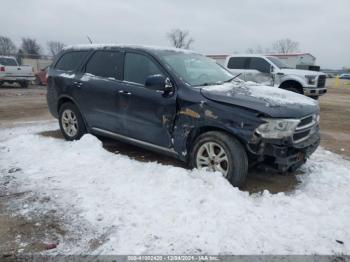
[0, 80, 349, 255]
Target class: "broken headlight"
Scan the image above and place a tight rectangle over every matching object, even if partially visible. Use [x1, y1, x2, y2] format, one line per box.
[256, 118, 300, 139]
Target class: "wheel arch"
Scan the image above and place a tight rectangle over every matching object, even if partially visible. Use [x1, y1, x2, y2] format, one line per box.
[279, 80, 303, 93]
[57, 95, 89, 131]
[185, 125, 247, 161]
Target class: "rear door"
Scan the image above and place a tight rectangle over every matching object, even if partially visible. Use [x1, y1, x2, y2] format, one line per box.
[226, 57, 249, 80]
[117, 51, 177, 148]
[75, 50, 126, 134]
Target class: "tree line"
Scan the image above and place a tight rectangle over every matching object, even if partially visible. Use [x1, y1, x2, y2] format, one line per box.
[0, 31, 300, 61]
[0, 36, 65, 58]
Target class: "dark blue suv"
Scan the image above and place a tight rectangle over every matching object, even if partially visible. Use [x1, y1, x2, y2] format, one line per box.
[47, 44, 320, 187]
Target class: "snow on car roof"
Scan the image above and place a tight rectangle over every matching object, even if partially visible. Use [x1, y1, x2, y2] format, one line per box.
[63, 43, 197, 54]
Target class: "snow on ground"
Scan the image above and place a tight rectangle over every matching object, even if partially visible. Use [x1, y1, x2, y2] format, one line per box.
[0, 122, 350, 255]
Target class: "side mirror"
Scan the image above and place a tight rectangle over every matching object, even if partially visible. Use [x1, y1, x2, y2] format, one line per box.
[145, 74, 173, 94]
[270, 66, 274, 73]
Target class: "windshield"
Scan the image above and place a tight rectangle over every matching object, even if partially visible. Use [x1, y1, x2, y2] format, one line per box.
[155, 51, 234, 86]
[266, 56, 292, 69]
[0, 57, 17, 66]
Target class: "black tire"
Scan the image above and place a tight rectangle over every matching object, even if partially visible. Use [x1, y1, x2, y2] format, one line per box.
[0, 81, 3, 87]
[35, 76, 42, 85]
[58, 102, 86, 141]
[283, 86, 301, 94]
[19, 81, 29, 88]
[190, 131, 248, 187]
[310, 96, 319, 100]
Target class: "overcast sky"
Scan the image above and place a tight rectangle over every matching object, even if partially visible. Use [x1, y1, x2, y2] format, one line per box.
[1, 0, 349, 69]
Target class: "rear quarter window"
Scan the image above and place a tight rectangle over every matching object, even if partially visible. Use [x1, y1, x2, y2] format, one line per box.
[227, 57, 248, 69]
[55, 51, 88, 71]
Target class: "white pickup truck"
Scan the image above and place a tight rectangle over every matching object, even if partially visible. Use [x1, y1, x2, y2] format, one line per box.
[0, 56, 35, 88]
[219, 54, 327, 99]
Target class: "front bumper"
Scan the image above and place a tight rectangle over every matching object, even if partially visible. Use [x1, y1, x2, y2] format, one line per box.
[252, 128, 320, 172]
[303, 87, 327, 96]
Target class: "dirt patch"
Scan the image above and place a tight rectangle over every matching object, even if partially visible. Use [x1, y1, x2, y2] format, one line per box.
[319, 79, 350, 159]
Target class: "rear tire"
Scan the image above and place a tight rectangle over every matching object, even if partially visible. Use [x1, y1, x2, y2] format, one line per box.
[35, 76, 42, 85]
[59, 102, 86, 141]
[190, 131, 248, 187]
[19, 81, 29, 88]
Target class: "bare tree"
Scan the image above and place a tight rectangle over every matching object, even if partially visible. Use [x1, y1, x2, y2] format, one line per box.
[167, 29, 194, 49]
[21, 38, 41, 55]
[0, 36, 17, 55]
[272, 38, 299, 54]
[47, 41, 65, 57]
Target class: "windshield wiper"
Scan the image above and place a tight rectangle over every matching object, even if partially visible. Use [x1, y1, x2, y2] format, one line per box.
[195, 73, 242, 87]
[223, 73, 242, 83]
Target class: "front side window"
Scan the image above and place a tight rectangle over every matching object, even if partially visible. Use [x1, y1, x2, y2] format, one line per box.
[249, 57, 271, 73]
[85, 51, 122, 79]
[266, 56, 292, 69]
[55, 51, 88, 71]
[124, 53, 163, 85]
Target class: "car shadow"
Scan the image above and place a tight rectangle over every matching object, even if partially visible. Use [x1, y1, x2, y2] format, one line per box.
[39, 129, 300, 194]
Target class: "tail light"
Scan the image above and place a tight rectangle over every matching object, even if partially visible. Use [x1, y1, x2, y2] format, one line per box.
[0, 66, 5, 72]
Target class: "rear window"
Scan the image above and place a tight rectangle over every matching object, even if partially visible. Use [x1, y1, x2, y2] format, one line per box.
[55, 51, 88, 71]
[227, 57, 248, 69]
[0, 57, 17, 66]
[85, 51, 123, 79]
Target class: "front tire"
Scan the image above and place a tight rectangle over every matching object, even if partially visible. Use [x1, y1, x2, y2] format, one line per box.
[190, 131, 248, 187]
[19, 81, 29, 88]
[59, 102, 86, 141]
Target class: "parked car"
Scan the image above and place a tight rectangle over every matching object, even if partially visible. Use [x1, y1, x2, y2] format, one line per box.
[0, 56, 35, 87]
[35, 66, 49, 85]
[47, 45, 320, 187]
[339, 73, 350, 80]
[222, 55, 327, 99]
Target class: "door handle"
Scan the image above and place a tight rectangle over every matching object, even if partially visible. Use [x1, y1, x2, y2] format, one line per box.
[118, 90, 132, 95]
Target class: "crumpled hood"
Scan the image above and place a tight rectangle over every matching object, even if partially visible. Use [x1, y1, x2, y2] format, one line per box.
[200, 82, 319, 118]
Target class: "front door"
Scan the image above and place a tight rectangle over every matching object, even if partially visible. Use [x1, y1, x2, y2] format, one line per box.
[118, 52, 177, 148]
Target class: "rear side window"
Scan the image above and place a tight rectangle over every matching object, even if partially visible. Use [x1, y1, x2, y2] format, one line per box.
[55, 51, 88, 71]
[249, 57, 271, 73]
[85, 51, 123, 79]
[124, 53, 163, 85]
[227, 57, 248, 69]
[0, 57, 17, 66]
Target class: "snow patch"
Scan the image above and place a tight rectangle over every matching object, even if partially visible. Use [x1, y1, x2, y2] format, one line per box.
[59, 73, 76, 79]
[1, 123, 349, 255]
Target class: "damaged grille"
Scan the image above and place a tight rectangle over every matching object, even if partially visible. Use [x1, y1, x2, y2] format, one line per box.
[317, 75, 326, 87]
[293, 114, 318, 143]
